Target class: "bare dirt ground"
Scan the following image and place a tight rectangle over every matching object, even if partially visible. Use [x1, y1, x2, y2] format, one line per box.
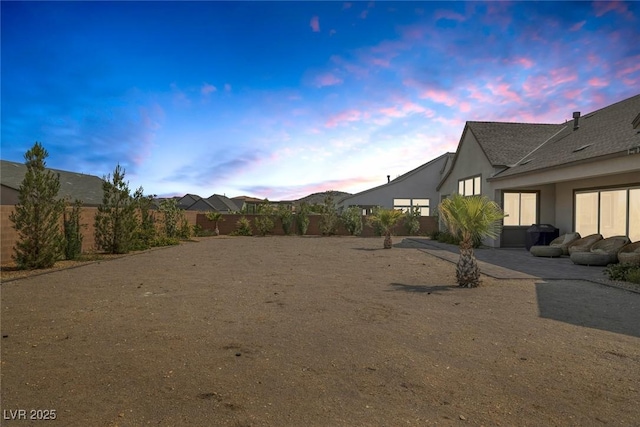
[1, 236, 639, 426]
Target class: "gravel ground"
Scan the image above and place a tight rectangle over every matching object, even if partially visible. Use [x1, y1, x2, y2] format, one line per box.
[1, 236, 639, 426]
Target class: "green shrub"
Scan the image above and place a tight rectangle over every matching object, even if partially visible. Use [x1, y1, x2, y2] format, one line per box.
[276, 205, 294, 235]
[152, 236, 180, 247]
[604, 263, 640, 283]
[341, 206, 363, 236]
[205, 211, 224, 235]
[131, 188, 156, 250]
[94, 164, 138, 254]
[404, 207, 421, 235]
[63, 199, 84, 260]
[10, 142, 66, 269]
[319, 192, 340, 236]
[193, 225, 215, 237]
[231, 216, 253, 236]
[296, 202, 311, 235]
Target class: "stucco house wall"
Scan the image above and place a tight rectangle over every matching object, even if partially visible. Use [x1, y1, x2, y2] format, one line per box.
[339, 153, 453, 214]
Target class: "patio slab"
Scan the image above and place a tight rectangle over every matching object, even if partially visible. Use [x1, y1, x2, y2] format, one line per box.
[404, 237, 610, 282]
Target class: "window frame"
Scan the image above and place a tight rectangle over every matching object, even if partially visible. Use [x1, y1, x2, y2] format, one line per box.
[458, 175, 482, 196]
[502, 191, 539, 227]
[574, 185, 640, 240]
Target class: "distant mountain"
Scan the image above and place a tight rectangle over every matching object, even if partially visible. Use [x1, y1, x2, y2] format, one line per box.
[294, 190, 351, 205]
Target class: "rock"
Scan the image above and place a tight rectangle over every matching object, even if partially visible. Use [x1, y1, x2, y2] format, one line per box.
[459, 415, 467, 420]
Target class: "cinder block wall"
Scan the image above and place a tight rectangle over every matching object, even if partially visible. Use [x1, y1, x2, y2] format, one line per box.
[0, 206, 200, 264]
[196, 214, 437, 238]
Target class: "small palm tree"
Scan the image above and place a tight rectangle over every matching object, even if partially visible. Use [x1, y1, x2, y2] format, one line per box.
[205, 211, 224, 236]
[367, 208, 404, 249]
[438, 193, 504, 287]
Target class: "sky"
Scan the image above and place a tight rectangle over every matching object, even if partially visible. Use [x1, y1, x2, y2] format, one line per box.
[2, 1, 639, 201]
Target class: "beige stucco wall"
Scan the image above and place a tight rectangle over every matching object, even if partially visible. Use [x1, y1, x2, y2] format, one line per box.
[438, 130, 496, 199]
[340, 154, 450, 213]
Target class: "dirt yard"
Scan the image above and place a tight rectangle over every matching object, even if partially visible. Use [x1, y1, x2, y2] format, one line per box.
[1, 236, 639, 426]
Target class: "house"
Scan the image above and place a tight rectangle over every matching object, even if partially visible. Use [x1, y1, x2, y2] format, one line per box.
[438, 93, 640, 247]
[231, 195, 265, 214]
[177, 194, 202, 210]
[1, 159, 105, 206]
[185, 194, 240, 213]
[338, 152, 454, 215]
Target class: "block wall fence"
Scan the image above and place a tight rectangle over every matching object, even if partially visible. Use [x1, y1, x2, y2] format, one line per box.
[0, 205, 437, 264]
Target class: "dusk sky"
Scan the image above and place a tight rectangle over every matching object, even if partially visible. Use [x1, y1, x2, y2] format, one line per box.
[2, 1, 639, 200]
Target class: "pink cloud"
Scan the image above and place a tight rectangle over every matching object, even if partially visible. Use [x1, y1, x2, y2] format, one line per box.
[360, 10, 369, 19]
[201, 83, 217, 95]
[615, 55, 640, 78]
[224, 83, 232, 92]
[434, 9, 466, 22]
[343, 2, 352, 9]
[515, 57, 534, 69]
[588, 77, 609, 88]
[310, 16, 320, 32]
[315, 72, 343, 88]
[419, 89, 457, 107]
[593, 1, 634, 18]
[570, 20, 586, 31]
[325, 109, 362, 128]
[486, 83, 521, 104]
[329, 29, 337, 36]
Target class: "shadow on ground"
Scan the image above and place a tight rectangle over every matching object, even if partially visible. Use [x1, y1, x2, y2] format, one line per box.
[388, 283, 458, 294]
[535, 280, 640, 338]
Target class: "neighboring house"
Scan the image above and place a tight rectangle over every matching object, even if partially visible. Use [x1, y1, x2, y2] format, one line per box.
[231, 195, 265, 214]
[339, 152, 454, 215]
[185, 194, 240, 212]
[177, 194, 202, 209]
[1, 159, 105, 206]
[438, 93, 640, 247]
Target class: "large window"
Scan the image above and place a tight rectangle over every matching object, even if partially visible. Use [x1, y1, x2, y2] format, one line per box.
[458, 175, 481, 196]
[393, 198, 430, 216]
[503, 192, 537, 226]
[575, 187, 640, 241]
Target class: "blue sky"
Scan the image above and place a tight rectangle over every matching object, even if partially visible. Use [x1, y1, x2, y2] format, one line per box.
[2, 1, 639, 200]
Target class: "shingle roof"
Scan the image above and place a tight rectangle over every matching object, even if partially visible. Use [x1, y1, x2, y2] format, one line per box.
[492, 94, 640, 179]
[206, 194, 240, 212]
[467, 122, 562, 166]
[1, 159, 105, 205]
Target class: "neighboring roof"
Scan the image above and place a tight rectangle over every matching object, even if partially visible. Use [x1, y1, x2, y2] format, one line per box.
[178, 193, 202, 209]
[231, 195, 264, 203]
[1, 159, 104, 205]
[205, 194, 240, 212]
[492, 93, 640, 179]
[341, 152, 454, 203]
[466, 122, 562, 167]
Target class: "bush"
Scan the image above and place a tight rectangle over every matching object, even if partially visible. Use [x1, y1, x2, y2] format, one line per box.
[604, 263, 640, 284]
[404, 207, 421, 235]
[151, 236, 180, 247]
[63, 199, 84, 260]
[319, 192, 339, 236]
[276, 205, 294, 235]
[9, 142, 66, 269]
[231, 216, 253, 236]
[193, 225, 215, 237]
[341, 206, 363, 236]
[296, 202, 311, 235]
[132, 188, 156, 250]
[94, 164, 138, 254]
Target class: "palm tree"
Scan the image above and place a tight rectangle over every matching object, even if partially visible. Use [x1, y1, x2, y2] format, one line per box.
[205, 211, 224, 236]
[438, 193, 504, 287]
[367, 208, 405, 249]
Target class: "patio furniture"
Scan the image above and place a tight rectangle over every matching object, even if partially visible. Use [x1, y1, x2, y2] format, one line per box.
[570, 235, 631, 266]
[618, 241, 640, 265]
[530, 232, 581, 257]
[567, 234, 603, 255]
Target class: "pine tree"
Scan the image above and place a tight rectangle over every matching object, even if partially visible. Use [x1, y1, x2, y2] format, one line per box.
[63, 199, 84, 260]
[94, 164, 137, 254]
[9, 142, 65, 269]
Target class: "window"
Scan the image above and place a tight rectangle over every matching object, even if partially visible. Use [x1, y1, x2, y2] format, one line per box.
[503, 192, 537, 226]
[575, 187, 640, 241]
[458, 175, 481, 196]
[393, 198, 430, 216]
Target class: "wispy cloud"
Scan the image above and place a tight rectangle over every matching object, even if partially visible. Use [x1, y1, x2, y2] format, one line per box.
[310, 16, 320, 32]
[314, 72, 343, 87]
[201, 83, 217, 95]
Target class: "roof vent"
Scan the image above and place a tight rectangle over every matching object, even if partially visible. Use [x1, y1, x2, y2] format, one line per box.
[572, 111, 580, 130]
[387, 175, 390, 183]
[573, 143, 592, 152]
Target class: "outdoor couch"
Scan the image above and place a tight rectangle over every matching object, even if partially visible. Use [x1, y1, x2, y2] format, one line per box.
[530, 232, 581, 257]
[618, 241, 640, 265]
[567, 234, 603, 255]
[570, 235, 631, 266]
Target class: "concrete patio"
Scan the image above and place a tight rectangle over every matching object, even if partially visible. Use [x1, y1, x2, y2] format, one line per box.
[402, 237, 635, 286]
